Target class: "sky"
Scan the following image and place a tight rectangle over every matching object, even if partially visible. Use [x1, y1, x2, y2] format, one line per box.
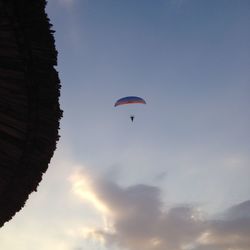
[1, 0, 250, 249]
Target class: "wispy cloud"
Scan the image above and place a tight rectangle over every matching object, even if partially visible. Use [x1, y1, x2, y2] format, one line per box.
[71, 170, 250, 250]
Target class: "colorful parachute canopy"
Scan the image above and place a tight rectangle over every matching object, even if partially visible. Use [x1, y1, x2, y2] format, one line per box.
[114, 96, 146, 107]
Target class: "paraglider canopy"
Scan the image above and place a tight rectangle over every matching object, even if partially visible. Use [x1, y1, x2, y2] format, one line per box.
[114, 96, 146, 107]
[114, 96, 146, 122]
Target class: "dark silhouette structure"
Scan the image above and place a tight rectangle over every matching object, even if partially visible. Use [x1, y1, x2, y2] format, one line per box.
[0, 0, 62, 227]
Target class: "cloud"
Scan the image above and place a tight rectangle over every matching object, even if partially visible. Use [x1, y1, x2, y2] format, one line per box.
[154, 171, 168, 182]
[195, 201, 250, 250]
[71, 170, 250, 250]
[224, 200, 250, 220]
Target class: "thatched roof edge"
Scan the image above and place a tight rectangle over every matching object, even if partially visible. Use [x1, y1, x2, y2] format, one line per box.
[0, 0, 62, 227]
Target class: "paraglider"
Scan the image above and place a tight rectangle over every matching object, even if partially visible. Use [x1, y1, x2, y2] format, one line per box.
[114, 96, 146, 122]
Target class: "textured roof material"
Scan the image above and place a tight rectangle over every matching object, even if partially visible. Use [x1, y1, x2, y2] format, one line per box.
[0, 0, 62, 227]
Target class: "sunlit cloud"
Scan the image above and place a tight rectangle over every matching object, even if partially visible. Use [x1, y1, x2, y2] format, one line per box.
[70, 170, 250, 250]
[82, 228, 105, 244]
[71, 171, 110, 215]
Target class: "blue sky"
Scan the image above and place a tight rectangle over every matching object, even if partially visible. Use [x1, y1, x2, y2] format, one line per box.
[1, 1, 250, 250]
